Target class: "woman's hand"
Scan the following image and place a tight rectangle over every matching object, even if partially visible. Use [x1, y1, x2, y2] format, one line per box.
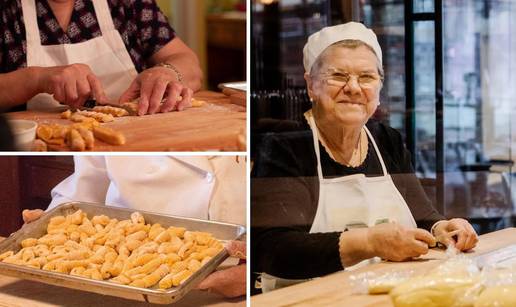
[118, 67, 193, 116]
[22, 209, 44, 224]
[37, 64, 108, 107]
[432, 218, 478, 251]
[367, 223, 436, 262]
[196, 240, 246, 298]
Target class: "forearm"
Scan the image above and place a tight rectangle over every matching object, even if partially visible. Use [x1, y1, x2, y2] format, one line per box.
[160, 52, 203, 92]
[252, 227, 343, 280]
[0, 67, 44, 110]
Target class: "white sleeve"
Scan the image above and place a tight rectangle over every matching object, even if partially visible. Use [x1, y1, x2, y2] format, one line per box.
[207, 156, 246, 225]
[47, 156, 111, 211]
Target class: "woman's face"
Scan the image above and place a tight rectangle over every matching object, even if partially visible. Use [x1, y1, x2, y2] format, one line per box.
[306, 45, 382, 128]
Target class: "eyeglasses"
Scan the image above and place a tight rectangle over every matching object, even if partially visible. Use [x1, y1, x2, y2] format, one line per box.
[316, 70, 381, 89]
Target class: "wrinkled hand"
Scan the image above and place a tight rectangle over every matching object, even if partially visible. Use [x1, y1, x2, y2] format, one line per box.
[433, 218, 478, 251]
[196, 240, 246, 298]
[118, 67, 193, 116]
[22, 209, 44, 224]
[367, 222, 436, 262]
[39, 64, 108, 107]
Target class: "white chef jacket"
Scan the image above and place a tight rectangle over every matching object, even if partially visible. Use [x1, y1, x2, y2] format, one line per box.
[48, 156, 246, 226]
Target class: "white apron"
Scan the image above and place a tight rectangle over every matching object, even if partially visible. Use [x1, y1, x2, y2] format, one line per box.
[22, 0, 137, 109]
[260, 113, 417, 292]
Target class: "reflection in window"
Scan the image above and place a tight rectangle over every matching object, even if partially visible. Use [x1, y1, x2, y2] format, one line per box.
[443, 1, 515, 223]
[414, 20, 436, 178]
[414, 0, 435, 13]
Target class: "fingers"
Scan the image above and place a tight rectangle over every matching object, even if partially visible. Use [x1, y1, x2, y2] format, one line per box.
[46, 64, 106, 107]
[118, 79, 140, 103]
[176, 87, 192, 112]
[87, 74, 107, 103]
[412, 228, 436, 247]
[464, 223, 479, 250]
[64, 81, 78, 106]
[22, 209, 44, 224]
[148, 78, 169, 114]
[75, 77, 91, 106]
[196, 265, 246, 298]
[456, 226, 478, 251]
[409, 239, 429, 256]
[137, 78, 155, 116]
[160, 82, 182, 113]
[440, 219, 478, 251]
[224, 240, 246, 259]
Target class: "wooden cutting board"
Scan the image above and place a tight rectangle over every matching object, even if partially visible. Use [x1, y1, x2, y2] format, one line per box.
[7, 91, 246, 152]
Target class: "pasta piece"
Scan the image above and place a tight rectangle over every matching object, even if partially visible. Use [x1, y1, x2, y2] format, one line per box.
[187, 259, 201, 272]
[91, 215, 110, 226]
[167, 226, 186, 238]
[110, 274, 131, 285]
[171, 269, 193, 287]
[137, 264, 169, 288]
[126, 230, 147, 242]
[70, 266, 86, 276]
[76, 126, 94, 150]
[130, 212, 145, 225]
[61, 109, 72, 119]
[93, 126, 126, 145]
[0, 251, 14, 261]
[75, 110, 114, 123]
[148, 224, 165, 241]
[92, 106, 129, 117]
[21, 238, 38, 248]
[66, 129, 86, 151]
[154, 230, 171, 243]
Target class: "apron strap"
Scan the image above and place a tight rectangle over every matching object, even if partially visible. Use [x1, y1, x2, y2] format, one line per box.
[92, 0, 116, 34]
[363, 126, 388, 176]
[307, 113, 325, 180]
[21, 0, 42, 46]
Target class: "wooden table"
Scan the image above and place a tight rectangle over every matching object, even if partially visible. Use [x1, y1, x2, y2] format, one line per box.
[251, 228, 516, 307]
[6, 91, 246, 152]
[0, 238, 245, 307]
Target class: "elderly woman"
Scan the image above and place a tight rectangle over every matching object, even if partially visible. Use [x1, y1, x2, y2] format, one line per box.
[251, 22, 478, 292]
[0, 0, 201, 115]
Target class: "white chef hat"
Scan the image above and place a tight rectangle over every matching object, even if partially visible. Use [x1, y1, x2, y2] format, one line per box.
[303, 22, 383, 73]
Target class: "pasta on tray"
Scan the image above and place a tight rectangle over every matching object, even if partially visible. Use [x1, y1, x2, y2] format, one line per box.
[0, 210, 223, 290]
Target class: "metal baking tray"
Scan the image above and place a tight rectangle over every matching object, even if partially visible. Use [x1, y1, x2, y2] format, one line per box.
[0, 202, 246, 304]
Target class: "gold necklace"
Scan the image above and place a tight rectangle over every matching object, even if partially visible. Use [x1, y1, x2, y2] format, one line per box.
[336, 129, 366, 168]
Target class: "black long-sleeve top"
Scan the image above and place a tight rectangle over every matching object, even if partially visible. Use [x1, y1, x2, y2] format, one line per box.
[251, 119, 444, 281]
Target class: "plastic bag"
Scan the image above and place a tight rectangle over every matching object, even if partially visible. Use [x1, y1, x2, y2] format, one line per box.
[474, 266, 516, 307]
[348, 269, 416, 295]
[389, 245, 482, 307]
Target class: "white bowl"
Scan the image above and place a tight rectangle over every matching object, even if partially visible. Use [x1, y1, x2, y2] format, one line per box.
[8, 120, 37, 151]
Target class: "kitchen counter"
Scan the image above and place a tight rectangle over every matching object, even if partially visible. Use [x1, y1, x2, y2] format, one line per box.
[6, 91, 246, 152]
[251, 228, 516, 306]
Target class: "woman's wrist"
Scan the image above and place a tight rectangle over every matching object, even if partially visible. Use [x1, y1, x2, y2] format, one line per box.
[338, 228, 375, 268]
[31, 66, 49, 94]
[430, 220, 448, 236]
[154, 62, 183, 84]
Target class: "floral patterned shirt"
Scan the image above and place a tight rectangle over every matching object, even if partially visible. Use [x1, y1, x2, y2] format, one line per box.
[0, 0, 176, 73]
